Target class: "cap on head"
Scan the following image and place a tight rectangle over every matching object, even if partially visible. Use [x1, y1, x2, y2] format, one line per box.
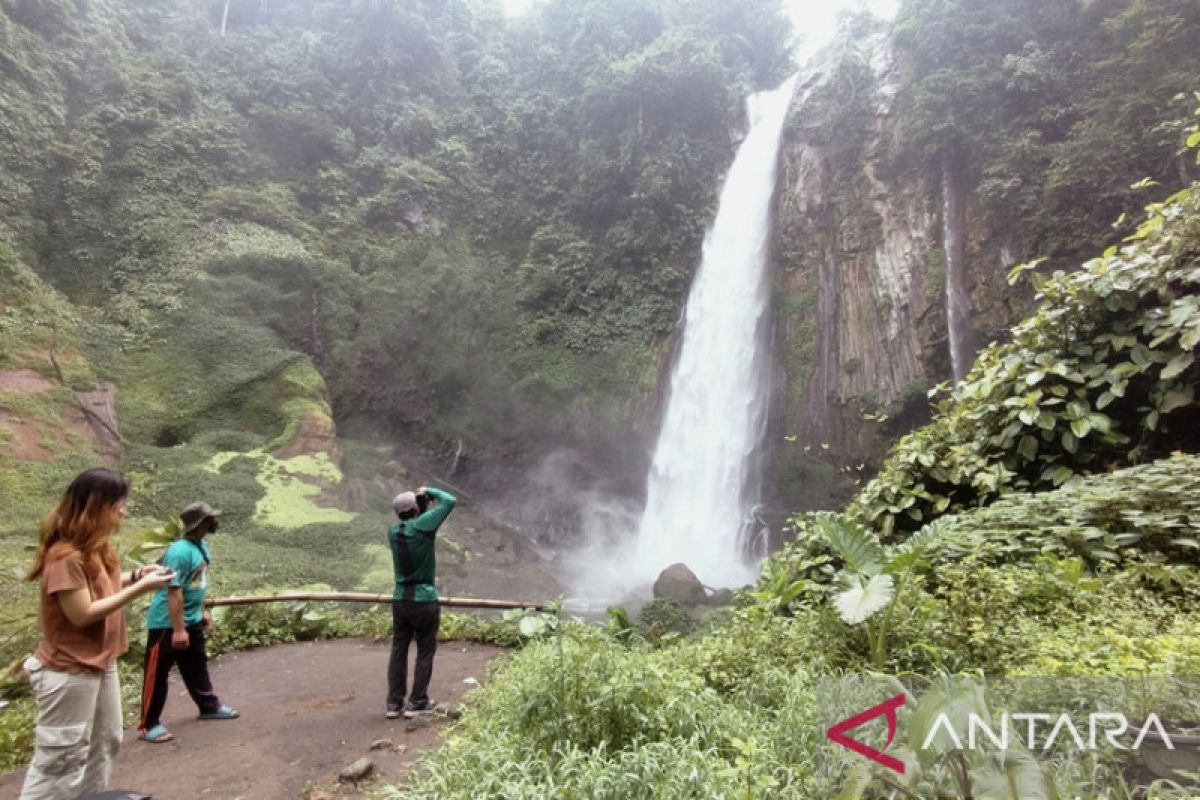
[393, 491, 418, 514]
[180, 501, 221, 535]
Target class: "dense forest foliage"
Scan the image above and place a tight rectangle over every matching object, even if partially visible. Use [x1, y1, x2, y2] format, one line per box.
[893, 0, 1200, 266]
[1, 0, 792, 470]
[3, 0, 1198, 473]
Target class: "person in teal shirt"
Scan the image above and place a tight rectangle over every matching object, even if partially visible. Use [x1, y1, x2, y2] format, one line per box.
[386, 485, 456, 719]
[138, 502, 239, 743]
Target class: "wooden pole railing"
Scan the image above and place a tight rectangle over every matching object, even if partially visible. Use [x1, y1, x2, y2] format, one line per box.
[205, 592, 549, 611]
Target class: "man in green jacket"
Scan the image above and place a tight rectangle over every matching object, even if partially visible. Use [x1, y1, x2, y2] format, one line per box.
[386, 485, 456, 719]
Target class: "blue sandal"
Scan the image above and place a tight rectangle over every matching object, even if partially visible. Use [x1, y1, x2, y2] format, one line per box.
[199, 704, 240, 720]
[139, 725, 174, 743]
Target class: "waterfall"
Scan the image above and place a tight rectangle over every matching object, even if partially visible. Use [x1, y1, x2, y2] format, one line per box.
[942, 157, 974, 383]
[633, 74, 798, 588]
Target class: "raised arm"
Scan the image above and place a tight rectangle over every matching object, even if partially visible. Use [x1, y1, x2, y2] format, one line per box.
[413, 487, 457, 533]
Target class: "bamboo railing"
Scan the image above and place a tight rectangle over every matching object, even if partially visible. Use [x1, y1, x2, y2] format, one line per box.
[205, 592, 549, 611]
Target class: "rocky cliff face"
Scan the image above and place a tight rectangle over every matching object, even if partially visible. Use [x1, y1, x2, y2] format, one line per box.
[768, 39, 1019, 510]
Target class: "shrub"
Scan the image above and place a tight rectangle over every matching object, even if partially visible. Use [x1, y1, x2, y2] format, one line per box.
[639, 598, 696, 636]
[919, 454, 1200, 569]
[394, 618, 835, 800]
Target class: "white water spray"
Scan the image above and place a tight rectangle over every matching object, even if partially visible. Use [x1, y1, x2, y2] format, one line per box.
[942, 158, 973, 383]
[633, 74, 798, 588]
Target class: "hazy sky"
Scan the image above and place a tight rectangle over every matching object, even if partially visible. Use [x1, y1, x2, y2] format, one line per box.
[500, 0, 900, 56]
[788, 0, 899, 55]
[502, 0, 535, 15]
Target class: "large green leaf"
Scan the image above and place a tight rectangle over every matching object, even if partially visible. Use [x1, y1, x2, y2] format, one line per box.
[885, 520, 943, 574]
[518, 615, 549, 638]
[973, 749, 1058, 800]
[1160, 386, 1195, 414]
[816, 513, 885, 575]
[1161, 352, 1194, 381]
[906, 675, 990, 769]
[833, 573, 894, 625]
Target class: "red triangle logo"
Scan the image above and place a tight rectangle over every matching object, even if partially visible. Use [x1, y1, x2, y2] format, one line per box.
[826, 692, 907, 774]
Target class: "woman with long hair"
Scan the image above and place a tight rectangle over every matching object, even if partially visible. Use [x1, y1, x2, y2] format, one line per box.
[20, 468, 173, 800]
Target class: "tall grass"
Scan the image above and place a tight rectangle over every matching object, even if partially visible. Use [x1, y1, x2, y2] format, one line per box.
[391, 618, 845, 799]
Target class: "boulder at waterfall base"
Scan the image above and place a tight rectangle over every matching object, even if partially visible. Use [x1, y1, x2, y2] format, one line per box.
[653, 563, 708, 606]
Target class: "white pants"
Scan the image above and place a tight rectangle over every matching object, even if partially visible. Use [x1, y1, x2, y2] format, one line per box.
[19, 657, 123, 800]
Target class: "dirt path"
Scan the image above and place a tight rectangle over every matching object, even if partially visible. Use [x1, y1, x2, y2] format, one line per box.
[0, 639, 505, 800]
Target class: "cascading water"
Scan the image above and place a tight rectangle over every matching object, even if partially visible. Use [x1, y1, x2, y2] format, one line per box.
[942, 158, 974, 383]
[633, 74, 799, 588]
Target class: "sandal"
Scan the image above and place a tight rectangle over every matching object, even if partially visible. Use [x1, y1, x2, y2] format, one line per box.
[139, 725, 174, 743]
[199, 704, 240, 720]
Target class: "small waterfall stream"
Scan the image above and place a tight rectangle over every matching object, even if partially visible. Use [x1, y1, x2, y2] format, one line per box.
[633, 74, 799, 588]
[942, 157, 973, 383]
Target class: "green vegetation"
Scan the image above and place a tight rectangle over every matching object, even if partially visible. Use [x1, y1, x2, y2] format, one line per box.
[637, 598, 697, 637]
[893, 0, 1200, 267]
[2, 0, 1199, 796]
[0, 1, 795, 771]
[205, 449, 355, 528]
[393, 618, 833, 799]
[902, 454, 1200, 570]
[362, 170, 1200, 798]
[853, 181, 1200, 537]
[0, 248, 108, 565]
[389, 566, 1198, 798]
[771, 1, 1200, 495]
[385, 129, 1200, 793]
[0, 0, 795, 463]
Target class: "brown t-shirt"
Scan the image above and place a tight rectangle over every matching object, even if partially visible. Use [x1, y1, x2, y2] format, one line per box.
[33, 551, 129, 672]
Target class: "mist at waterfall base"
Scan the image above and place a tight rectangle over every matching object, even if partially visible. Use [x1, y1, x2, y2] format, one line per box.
[543, 75, 800, 606]
[486, 449, 645, 609]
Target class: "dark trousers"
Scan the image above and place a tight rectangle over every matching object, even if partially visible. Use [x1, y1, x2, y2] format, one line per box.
[140, 625, 221, 730]
[387, 600, 440, 708]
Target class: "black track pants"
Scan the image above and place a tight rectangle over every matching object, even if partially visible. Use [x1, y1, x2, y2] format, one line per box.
[140, 625, 221, 731]
[387, 600, 440, 708]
